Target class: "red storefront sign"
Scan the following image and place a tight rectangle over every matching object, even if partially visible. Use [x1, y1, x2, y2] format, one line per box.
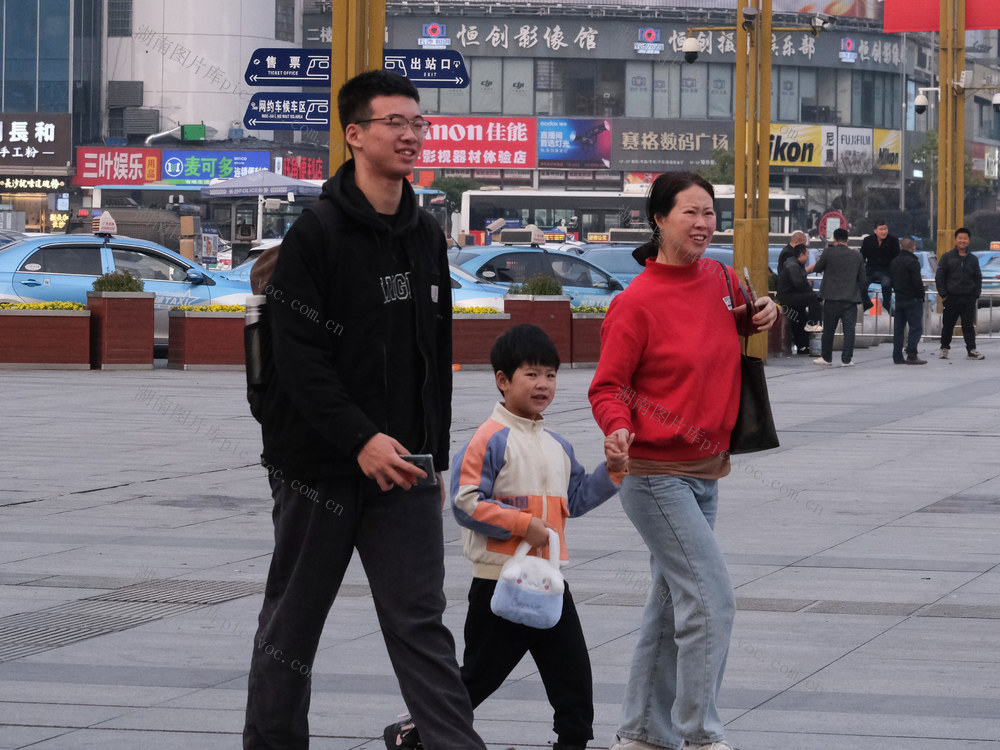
[416, 117, 537, 170]
[74, 147, 162, 186]
[277, 154, 326, 181]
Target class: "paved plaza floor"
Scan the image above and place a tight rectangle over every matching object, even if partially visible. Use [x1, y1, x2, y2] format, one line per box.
[1, 335, 999, 749]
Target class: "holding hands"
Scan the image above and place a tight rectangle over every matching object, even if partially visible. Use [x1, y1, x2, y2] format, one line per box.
[605, 428, 634, 474]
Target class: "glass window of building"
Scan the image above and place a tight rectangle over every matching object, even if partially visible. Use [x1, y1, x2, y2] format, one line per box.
[503, 59, 534, 116]
[440, 64, 471, 113]
[652, 62, 680, 119]
[777, 66, 800, 122]
[625, 61, 653, 118]
[470, 58, 503, 113]
[707, 63, 732, 118]
[108, 0, 131, 36]
[4, 1, 39, 111]
[535, 60, 564, 116]
[275, 0, 295, 42]
[39, 0, 70, 112]
[679, 63, 707, 119]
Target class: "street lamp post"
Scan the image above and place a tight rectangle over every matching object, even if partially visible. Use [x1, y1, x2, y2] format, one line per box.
[937, 0, 965, 254]
[733, 0, 772, 360]
[329, 0, 386, 170]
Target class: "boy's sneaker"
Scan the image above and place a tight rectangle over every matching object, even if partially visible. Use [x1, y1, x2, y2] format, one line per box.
[383, 716, 423, 749]
[967, 350, 985, 360]
[684, 742, 738, 750]
[939, 348, 949, 359]
[611, 738, 668, 750]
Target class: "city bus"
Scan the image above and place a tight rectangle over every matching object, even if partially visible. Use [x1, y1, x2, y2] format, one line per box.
[458, 186, 807, 240]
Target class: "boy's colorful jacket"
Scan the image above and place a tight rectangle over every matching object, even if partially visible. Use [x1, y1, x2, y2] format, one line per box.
[451, 402, 620, 580]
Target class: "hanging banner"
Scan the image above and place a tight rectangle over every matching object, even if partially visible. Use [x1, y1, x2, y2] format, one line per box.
[884, 0, 1000, 33]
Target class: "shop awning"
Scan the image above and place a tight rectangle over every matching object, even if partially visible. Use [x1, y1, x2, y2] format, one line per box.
[199, 170, 324, 198]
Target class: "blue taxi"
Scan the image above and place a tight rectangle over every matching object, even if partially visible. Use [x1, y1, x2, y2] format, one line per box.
[0, 233, 252, 345]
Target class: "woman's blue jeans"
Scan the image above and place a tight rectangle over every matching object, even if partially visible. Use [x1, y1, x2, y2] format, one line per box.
[617, 474, 735, 749]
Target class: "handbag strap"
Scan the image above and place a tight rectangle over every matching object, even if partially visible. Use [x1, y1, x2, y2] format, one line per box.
[511, 528, 561, 566]
[716, 260, 752, 354]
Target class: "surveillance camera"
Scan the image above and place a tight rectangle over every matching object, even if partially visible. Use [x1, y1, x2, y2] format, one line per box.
[486, 218, 506, 233]
[682, 36, 700, 64]
[993, 91, 1000, 113]
[741, 6, 759, 25]
[914, 93, 929, 115]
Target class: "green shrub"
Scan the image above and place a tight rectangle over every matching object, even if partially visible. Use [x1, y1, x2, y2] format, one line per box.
[507, 273, 563, 296]
[92, 270, 144, 292]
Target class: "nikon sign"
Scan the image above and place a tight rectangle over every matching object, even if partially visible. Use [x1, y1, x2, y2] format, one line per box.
[768, 124, 837, 174]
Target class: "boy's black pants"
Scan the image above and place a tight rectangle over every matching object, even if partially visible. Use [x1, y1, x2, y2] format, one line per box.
[462, 577, 594, 746]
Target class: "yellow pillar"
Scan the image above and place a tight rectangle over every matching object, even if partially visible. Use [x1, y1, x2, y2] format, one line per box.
[733, 0, 772, 360]
[329, 0, 386, 170]
[936, 0, 965, 256]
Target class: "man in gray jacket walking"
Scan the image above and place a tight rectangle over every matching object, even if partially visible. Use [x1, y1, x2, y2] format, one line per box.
[813, 227, 867, 366]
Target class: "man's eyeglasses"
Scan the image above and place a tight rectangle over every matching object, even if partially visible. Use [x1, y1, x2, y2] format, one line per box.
[353, 114, 432, 136]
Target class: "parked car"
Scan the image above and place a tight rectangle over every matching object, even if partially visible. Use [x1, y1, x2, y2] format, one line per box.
[454, 246, 624, 307]
[978, 255, 1000, 307]
[225, 255, 509, 311]
[577, 245, 644, 287]
[0, 234, 252, 345]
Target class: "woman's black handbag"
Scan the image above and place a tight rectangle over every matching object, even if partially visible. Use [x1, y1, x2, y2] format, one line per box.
[718, 262, 780, 454]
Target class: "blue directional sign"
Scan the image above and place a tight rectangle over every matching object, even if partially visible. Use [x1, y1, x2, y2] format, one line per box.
[243, 93, 330, 131]
[244, 48, 330, 87]
[383, 48, 468, 88]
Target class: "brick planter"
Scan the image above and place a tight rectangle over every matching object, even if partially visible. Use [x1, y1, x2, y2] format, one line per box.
[167, 310, 246, 370]
[452, 313, 512, 366]
[86, 291, 155, 370]
[0, 309, 91, 369]
[504, 295, 573, 364]
[571, 313, 605, 365]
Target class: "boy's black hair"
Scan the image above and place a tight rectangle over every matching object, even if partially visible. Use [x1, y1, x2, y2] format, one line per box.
[833, 227, 849, 242]
[337, 70, 420, 132]
[490, 324, 560, 382]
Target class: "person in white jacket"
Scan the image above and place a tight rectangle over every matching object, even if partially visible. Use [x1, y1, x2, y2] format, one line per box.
[384, 324, 630, 750]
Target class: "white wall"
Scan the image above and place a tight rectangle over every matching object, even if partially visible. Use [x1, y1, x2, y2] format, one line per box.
[105, 0, 301, 141]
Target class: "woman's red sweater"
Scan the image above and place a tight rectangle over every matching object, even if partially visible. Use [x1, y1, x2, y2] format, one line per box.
[589, 257, 742, 461]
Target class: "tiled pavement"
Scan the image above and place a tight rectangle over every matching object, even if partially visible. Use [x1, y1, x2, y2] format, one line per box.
[1, 335, 999, 749]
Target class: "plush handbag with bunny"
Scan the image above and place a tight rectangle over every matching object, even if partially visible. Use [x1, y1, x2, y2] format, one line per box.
[490, 529, 565, 629]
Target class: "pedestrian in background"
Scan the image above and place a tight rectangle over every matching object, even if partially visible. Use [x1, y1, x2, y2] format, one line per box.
[777, 230, 809, 271]
[936, 227, 985, 360]
[813, 227, 867, 367]
[590, 171, 776, 750]
[860, 221, 900, 313]
[243, 71, 486, 750]
[777, 244, 822, 355]
[889, 237, 927, 365]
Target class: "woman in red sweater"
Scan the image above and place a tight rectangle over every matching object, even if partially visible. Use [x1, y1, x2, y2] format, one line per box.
[589, 172, 775, 750]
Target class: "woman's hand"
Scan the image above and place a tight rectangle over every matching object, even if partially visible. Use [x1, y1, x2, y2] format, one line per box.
[750, 295, 778, 331]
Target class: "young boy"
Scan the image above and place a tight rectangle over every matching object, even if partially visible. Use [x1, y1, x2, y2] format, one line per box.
[385, 324, 629, 750]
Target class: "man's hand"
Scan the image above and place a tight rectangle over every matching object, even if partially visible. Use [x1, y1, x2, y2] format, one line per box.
[524, 516, 554, 549]
[356, 433, 424, 492]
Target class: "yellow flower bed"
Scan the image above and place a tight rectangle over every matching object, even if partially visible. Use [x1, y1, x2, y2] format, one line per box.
[571, 305, 609, 314]
[172, 304, 246, 312]
[453, 306, 504, 314]
[0, 301, 86, 310]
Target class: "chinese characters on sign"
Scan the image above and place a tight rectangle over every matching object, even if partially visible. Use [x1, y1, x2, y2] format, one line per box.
[276, 155, 326, 180]
[455, 23, 599, 51]
[0, 114, 71, 168]
[73, 147, 162, 186]
[417, 117, 538, 169]
[161, 150, 270, 185]
[0, 177, 67, 191]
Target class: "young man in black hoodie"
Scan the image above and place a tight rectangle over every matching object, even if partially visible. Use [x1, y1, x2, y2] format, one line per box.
[243, 71, 487, 750]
